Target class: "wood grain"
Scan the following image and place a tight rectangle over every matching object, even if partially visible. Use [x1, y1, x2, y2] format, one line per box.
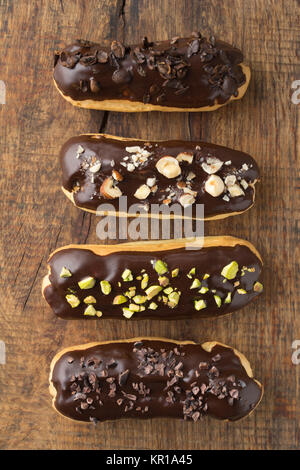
[0, 0, 299, 450]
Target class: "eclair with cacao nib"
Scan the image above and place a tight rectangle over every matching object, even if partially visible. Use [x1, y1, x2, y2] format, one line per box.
[53, 34, 250, 112]
[49, 338, 263, 423]
[42, 237, 263, 320]
[60, 134, 259, 220]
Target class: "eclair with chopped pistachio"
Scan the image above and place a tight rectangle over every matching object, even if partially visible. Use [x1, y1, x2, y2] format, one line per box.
[60, 134, 259, 220]
[42, 237, 263, 320]
[53, 34, 250, 112]
[49, 338, 263, 423]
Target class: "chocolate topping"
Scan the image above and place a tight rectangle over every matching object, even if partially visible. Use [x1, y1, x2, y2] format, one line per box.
[50, 340, 262, 423]
[43, 241, 263, 320]
[53, 34, 246, 109]
[60, 135, 259, 219]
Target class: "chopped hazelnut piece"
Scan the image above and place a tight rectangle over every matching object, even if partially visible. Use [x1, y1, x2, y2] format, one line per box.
[100, 177, 122, 199]
[134, 184, 151, 200]
[179, 193, 195, 207]
[146, 177, 156, 187]
[112, 170, 123, 181]
[156, 156, 181, 179]
[228, 184, 245, 197]
[201, 158, 223, 174]
[204, 175, 225, 197]
[176, 152, 194, 164]
[224, 175, 236, 187]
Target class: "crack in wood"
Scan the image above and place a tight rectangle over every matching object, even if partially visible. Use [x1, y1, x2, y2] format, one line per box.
[99, 110, 109, 133]
[22, 256, 44, 311]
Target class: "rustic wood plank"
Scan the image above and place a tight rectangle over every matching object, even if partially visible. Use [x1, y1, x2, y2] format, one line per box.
[0, 0, 299, 450]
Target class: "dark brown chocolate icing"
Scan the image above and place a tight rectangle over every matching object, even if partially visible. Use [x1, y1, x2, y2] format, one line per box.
[60, 135, 259, 219]
[53, 34, 246, 109]
[44, 242, 263, 320]
[51, 339, 262, 423]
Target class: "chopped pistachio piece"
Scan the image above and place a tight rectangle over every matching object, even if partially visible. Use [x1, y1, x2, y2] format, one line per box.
[214, 295, 222, 307]
[158, 276, 169, 287]
[136, 275, 142, 280]
[128, 303, 140, 312]
[133, 295, 147, 304]
[65, 294, 80, 308]
[60, 266, 72, 278]
[194, 299, 206, 311]
[78, 276, 96, 290]
[84, 305, 97, 316]
[203, 273, 210, 280]
[123, 308, 135, 319]
[122, 269, 133, 281]
[171, 268, 179, 278]
[83, 296, 96, 304]
[124, 289, 135, 298]
[168, 291, 180, 308]
[237, 288, 247, 295]
[141, 273, 149, 289]
[154, 260, 168, 275]
[113, 295, 127, 305]
[162, 296, 168, 304]
[253, 282, 263, 293]
[190, 278, 201, 289]
[96, 310, 103, 317]
[164, 287, 173, 295]
[118, 281, 121, 287]
[148, 302, 158, 310]
[199, 286, 209, 294]
[187, 267, 196, 279]
[224, 292, 232, 304]
[100, 280, 112, 295]
[221, 261, 239, 280]
[145, 285, 162, 300]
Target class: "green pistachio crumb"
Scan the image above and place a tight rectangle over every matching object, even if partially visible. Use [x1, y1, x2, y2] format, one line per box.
[136, 275, 142, 280]
[224, 292, 232, 304]
[154, 260, 168, 275]
[128, 303, 140, 312]
[253, 282, 263, 293]
[78, 276, 96, 290]
[113, 295, 127, 305]
[214, 295, 222, 307]
[199, 286, 209, 294]
[84, 305, 97, 316]
[167, 291, 180, 308]
[203, 273, 210, 280]
[83, 296, 96, 304]
[96, 310, 103, 317]
[158, 276, 169, 287]
[237, 288, 247, 295]
[60, 266, 72, 278]
[164, 287, 173, 295]
[194, 299, 206, 311]
[141, 273, 149, 289]
[100, 280, 112, 295]
[145, 285, 162, 300]
[123, 308, 135, 319]
[162, 296, 168, 304]
[65, 294, 80, 308]
[190, 278, 201, 289]
[133, 295, 147, 304]
[221, 261, 239, 280]
[171, 268, 179, 278]
[148, 302, 158, 310]
[122, 269, 133, 282]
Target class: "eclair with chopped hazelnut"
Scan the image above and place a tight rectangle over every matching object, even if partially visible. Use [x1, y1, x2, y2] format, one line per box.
[42, 237, 263, 320]
[53, 34, 250, 112]
[59, 134, 259, 220]
[49, 338, 263, 423]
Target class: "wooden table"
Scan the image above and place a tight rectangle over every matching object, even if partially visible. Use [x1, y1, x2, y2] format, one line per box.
[0, 0, 299, 450]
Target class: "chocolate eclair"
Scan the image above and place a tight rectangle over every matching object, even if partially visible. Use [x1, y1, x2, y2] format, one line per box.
[42, 237, 263, 320]
[53, 34, 250, 112]
[60, 134, 259, 220]
[49, 338, 263, 423]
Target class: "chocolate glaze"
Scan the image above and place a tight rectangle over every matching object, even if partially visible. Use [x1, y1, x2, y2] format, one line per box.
[60, 135, 259, 219]
[51, 339, 262, 423]
[53, 35, 246, 109]
[44, 243, 263, 320]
